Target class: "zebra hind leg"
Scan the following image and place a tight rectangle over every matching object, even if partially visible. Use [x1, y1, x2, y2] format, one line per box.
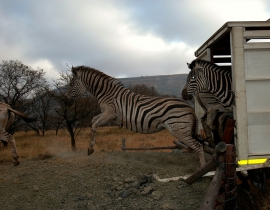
[165, 123, 206, 167]
[189, 141, 206, 167]
[181, 136, 206, 167]
[6, 133, 20, 166]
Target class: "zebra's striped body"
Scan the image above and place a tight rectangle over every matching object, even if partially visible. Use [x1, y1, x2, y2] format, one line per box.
[66, 66, 206, 166]
[183, 59, 233, 141]
[0, 102, 36, 166]
[185, 59, 234, 108]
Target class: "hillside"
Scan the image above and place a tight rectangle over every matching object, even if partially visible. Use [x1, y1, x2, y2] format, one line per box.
[120, 74, 188, 98]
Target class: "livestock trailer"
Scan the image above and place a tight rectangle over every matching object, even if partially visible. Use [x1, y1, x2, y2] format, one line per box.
[193, 21, 270, 172]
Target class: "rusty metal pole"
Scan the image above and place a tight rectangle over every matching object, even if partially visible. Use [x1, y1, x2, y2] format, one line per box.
[224, 144, 237, 210]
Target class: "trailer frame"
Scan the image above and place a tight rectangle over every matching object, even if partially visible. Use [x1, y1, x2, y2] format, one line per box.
[193, 21, 270, 168]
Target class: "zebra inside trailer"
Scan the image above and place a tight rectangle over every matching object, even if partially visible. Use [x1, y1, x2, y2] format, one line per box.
[193, 21, 270, 169]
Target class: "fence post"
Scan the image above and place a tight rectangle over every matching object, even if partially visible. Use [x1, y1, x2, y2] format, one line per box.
[185, 142, 226, 184]
[121, 138, 126, 151]
[199, 163, 225, 210]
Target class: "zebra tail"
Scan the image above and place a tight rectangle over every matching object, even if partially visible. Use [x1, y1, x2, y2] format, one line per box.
[8, 108, 37, 123]
[1, 140, 8, 147]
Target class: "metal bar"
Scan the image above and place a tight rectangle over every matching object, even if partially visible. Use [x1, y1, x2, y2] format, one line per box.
[213, 57, 232, 63]
[121, 138, 178, 151]
[121, 145, 178, 151]
[244, 42, 270, 49]
[244, 30, 270, 39]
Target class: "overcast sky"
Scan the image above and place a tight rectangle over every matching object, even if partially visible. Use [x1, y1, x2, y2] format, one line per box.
[0, 0, 269, 82]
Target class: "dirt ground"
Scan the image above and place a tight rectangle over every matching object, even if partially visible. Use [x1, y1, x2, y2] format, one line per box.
[0, 149, 268, 210]
[0, 149, 215, 210]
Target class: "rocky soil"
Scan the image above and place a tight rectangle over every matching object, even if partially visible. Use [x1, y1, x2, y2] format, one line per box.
[0, 149, 214, 210]
[0, 149, 268, 210]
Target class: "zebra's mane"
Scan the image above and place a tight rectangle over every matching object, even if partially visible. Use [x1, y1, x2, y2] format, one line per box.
[75, 65, 123, 87]
[188, 59, 220, 70]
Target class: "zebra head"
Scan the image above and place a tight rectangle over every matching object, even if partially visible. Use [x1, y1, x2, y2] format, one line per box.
[185, 60, 207, 96]
[64, 66, 88, 106]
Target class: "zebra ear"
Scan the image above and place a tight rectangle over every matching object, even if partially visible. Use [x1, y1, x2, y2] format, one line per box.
[187, 63, 192, 69]
[72, 67, 78, 76]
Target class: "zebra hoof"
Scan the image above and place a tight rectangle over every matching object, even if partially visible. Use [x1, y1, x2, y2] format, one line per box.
[13, 161, 20, 166]
[88, 148, 94, 155]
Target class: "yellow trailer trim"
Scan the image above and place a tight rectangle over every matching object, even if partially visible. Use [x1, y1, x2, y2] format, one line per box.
[238, 158, 267, 165]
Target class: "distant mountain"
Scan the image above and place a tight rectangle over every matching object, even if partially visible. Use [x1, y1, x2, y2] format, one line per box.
[120, 74, 188, 98]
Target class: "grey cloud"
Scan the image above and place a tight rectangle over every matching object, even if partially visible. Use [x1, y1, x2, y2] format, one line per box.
[1, 0, 269, 80]
[112, 0, 221, 46]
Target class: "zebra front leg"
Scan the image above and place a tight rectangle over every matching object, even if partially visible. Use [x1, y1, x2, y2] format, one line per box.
[88, 114, 101, 155]
[88, 112, 115, 155]
[218, 112, 233, 140]
[206, 105, 233, 131]
[88, 127, 96, 155]
[206, 105, 226, 130]
[206, 106, 219, 131]
[200, 114, 215, 148]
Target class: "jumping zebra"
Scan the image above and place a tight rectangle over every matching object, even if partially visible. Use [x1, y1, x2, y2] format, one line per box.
[65, 66, 206, 167]
[183, 59, 233, 140]
[0, 102, 36, 166]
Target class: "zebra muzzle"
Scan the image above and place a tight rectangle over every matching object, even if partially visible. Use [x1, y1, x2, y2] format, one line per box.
[88, 148, 94, 155]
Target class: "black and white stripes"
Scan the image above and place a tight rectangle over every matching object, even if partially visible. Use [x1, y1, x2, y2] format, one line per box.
[186, 59, 233, 108]
[66, 66, 206, 166]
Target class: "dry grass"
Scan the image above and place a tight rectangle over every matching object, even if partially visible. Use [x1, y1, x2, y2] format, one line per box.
[0, 126, 175, 163]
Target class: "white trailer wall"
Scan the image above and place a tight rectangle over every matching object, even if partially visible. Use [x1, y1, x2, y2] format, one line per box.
[244, 46, 270, 156]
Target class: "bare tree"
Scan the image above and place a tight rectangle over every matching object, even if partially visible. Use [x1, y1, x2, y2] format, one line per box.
[49, 72, 99, 151]
[30, 90, 56, 136]
[0, 60, 47, 106]
[0, 60, 47, 132]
